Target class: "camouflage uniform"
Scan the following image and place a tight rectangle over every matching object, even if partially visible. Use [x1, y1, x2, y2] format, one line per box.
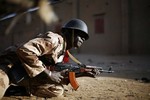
[0, 66, 10, 99]
[0, 31, 66, 98]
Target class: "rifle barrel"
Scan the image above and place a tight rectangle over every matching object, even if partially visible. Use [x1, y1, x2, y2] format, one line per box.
[101, 70, 114, 73]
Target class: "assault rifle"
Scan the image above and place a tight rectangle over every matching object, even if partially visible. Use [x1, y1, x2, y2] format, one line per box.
[50, 63, 114, 90]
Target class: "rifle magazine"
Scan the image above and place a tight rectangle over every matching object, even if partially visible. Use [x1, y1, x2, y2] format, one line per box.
[69, 72, 79, 90]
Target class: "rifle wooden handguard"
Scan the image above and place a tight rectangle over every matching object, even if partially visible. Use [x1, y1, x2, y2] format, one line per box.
[69, 72, 79, 90]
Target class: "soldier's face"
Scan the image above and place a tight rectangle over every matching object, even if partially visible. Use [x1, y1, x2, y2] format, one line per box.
[65, 29, 85, 49]
[74, 35, 85, 48]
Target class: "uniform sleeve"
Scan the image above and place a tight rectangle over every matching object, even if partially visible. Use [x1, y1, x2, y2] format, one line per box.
[16, 38, 54, 78]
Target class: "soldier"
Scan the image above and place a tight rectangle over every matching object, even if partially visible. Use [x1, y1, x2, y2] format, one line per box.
[0, 19, 89, 98]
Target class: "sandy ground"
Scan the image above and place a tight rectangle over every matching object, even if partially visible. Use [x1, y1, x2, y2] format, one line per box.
[2, 54, 150, 100]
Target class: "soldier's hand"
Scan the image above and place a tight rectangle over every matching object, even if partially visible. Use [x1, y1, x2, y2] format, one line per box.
[47, 69, 68, 83]
[44, 69, 64, 83]
[83, 65, 102, 77]
[50, 71, 64, 83]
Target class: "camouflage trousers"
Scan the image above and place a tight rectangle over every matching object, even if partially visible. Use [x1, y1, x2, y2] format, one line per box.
[18, 75, 64, 98]
[0, 64, 64, 98]
[30, 83, 64, 97]
[0, 65, 10, 99]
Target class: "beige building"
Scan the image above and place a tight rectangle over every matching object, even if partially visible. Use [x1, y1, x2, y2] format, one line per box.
[0, 0, 150, 55]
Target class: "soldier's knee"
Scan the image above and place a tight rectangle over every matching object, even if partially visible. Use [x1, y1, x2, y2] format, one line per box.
[0, 70, 10, 99]
[52, 85, 64, 97]
[31, 84, 64, 98]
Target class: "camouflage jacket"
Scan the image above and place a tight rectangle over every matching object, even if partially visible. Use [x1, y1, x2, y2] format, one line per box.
[16, 31, 66, 78]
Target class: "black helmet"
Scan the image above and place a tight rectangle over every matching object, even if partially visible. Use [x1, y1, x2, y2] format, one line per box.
[61, 19, 89, 40]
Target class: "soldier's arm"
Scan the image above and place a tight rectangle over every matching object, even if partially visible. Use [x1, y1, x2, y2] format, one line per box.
[16, 38, 54, 78]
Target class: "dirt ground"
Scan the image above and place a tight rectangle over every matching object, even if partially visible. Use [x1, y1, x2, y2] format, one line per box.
[2, 54, 150, 100]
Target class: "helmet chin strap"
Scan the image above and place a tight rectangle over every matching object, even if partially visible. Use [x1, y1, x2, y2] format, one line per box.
[72, 29, 74, 47]
[68, 30, 83, 64]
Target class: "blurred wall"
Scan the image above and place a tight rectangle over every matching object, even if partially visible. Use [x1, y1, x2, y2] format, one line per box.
[0, 0, 150, 55]
[129, 0, 150, 55]
[54, 0, 150, 55]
